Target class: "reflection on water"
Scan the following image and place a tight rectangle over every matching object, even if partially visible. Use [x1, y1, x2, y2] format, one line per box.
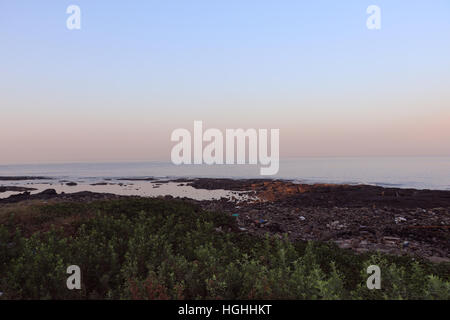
[0, 157, 449, 191]
[0, 179, 255, 201]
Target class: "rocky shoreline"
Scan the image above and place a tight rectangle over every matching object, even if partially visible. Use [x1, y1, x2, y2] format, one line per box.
[189, 179, 450, 263]
[1, 177, 449, 262]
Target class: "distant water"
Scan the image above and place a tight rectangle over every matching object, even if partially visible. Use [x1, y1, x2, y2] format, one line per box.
[0, 157, 449, 190]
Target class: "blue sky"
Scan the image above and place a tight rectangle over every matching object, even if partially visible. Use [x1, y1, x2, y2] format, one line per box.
[1, 1, 449, 164]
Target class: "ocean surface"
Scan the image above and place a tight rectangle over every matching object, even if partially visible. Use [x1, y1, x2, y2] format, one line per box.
[0, 157, 449, 191]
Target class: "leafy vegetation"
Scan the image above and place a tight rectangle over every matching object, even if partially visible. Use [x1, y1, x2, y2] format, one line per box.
[0, 198, 449, 299]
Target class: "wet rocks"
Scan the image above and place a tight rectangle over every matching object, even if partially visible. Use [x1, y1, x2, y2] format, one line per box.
[189, 178, 450, 209]
[90, 182, 109, 186]
[192, 180, 450, 262]
[0, 186, 37, 193]
[39, 189, 58, 196]
[0, 189, 122, 204]
[0, 176, 51, 181]
[117, 177, 156, 181]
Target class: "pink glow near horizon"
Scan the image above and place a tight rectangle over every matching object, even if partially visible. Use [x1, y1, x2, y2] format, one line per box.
[1, 2, 449, 165]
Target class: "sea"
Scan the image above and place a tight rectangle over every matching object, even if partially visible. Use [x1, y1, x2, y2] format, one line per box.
[0, 157, 449, 191]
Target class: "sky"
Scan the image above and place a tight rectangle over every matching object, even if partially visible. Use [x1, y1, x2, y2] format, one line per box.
[1, 0, 449, 164]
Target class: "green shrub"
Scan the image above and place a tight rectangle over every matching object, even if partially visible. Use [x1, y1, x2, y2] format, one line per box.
[0, 198, 448, 300]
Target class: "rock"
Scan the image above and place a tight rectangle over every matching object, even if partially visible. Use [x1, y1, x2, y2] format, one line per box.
[117, 177, 156, 181]
[66, 182, 77, 186]
[383, 236, 401, 241]
[327, 220, 345, 230]
[428, 256, 450, 264]
[38, 189, 57, 196]
[90, 182, 108, 186]
[266, 222, 284, 233]
[0, 176, 51, 181]
[336, 240, 352, 249]
[0, 186, 37, 193]
[320, 232, 333, 241]
[394, 217, 407, 224]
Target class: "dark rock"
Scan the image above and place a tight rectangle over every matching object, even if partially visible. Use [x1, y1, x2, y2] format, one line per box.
[90, 182, 108, 186]
[266, 222, 284, 233]
[38, 189, 58, 196]
[0, 186, 37, 193]
[0, 176, 52, 181]
[117, 177, 156, 181]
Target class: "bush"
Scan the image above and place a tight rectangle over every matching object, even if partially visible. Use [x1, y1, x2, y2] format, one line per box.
[0, 198, 448, 300]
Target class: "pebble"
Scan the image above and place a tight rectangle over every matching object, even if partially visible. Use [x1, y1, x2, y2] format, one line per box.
[394, 217, 407, 224]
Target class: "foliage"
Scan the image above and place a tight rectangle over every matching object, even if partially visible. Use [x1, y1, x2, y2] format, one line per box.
[0, 198, 448, 300]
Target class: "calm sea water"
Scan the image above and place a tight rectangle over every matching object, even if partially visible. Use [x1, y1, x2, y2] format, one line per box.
[0, 157, 449, 190]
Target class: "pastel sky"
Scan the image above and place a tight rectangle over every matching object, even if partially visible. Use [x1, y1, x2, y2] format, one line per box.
[1, 0, 449, 164]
